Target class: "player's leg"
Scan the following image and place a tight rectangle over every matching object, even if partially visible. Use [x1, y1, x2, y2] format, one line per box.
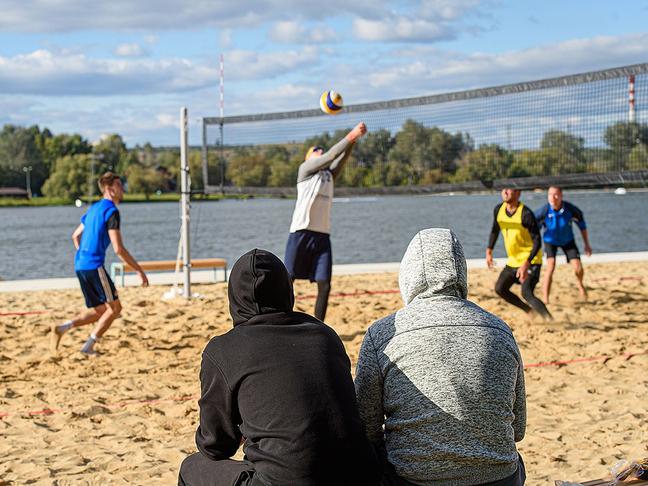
[312, 235, 333, 321]
[565, 240, 587, 300]
[521, 265, 552, 320]
[542, 243, 557, 304]
[51, 270, 108, 351]
[314, 280, 331, 321]
[542, 258, 556, 304]
[495, 266, 531, 313]
[81, 266, 120, 355]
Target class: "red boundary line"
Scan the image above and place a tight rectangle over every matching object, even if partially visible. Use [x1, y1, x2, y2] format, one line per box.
[1, 352, 646, 420]
[297, 289, 400, 300]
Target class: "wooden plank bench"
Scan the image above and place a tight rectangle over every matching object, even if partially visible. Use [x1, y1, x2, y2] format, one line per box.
[110, 258, 227, 286]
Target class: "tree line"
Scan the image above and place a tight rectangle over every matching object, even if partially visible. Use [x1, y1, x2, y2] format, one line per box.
[1, 120, 647, 200]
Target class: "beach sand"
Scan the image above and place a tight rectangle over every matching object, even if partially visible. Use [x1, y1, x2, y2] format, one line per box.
[1, 261, 647, 485]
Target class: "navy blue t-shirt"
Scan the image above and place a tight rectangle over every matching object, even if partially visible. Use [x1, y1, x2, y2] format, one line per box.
[75, 199, 120, 271]
[535, 201, 586, 246]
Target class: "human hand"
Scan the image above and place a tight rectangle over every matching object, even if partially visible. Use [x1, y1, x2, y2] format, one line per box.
[516, 260, 530, 283]
[486, 249, 494, 269]
[584, 243, 592, 257]
[347, 122, 367, 142]
[139, 271, 149, 287]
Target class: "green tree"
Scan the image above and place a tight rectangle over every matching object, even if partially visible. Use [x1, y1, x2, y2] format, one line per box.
[0, 125, 49, 194]
[451, 144, 511, 183]
[227, 149, 270, 186]
[42, 154, 92, 200]
[126, 164, 165, 198]
[628, 144, 648, 169]
[266, 146, 299, 187]
[604, 121, 648, 170]
[41, 133, 91, 172]
[539, 130, 586, 174]
[388, 120, 466, 183]
[92, 134, 129, 173]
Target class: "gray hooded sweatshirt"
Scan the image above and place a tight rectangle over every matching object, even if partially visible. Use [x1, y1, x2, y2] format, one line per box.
[355, 228, 526, 486]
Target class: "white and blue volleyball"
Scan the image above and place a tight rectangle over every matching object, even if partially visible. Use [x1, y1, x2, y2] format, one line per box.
[320, 90, 344, 115]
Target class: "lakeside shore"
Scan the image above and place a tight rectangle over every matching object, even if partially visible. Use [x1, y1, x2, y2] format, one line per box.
[1, 261, 647, 484]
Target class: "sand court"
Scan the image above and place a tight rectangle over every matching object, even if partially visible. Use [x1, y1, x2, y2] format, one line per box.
[1, 261, 647, 484]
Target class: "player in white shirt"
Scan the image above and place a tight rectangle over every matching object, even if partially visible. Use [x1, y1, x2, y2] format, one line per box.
[285, 122, 367, 320]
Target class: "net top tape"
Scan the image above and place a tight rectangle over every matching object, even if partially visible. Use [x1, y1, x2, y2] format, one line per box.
[204, 63, 648, 126]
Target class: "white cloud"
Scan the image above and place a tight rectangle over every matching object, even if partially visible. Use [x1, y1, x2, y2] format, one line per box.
[0, 46, 320, 95]
[353, 17, 454, 42]
[114, 43, 147, 57]
[0, 0, 381, 32]
[269, 21, 337, 44]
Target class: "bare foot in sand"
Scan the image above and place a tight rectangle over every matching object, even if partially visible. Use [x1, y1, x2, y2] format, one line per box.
[50, 324, 65, 352]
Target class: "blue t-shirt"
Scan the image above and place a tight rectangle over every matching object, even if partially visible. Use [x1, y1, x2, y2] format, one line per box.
[74, 199, 119, 271]
[535, 201, 586, 246]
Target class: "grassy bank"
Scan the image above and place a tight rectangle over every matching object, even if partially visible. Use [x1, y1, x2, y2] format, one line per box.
[0, 193, 253, 207]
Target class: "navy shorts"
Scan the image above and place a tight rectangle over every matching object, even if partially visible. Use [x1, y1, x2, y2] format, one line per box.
[544, 239, 580, 262]
[284, 230, 332, 282]
[76, 266, 119, 308]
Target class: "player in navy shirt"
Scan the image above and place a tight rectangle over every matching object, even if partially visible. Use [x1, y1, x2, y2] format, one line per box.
[51, 172, 149, 355]
[535, 186, 592, 304]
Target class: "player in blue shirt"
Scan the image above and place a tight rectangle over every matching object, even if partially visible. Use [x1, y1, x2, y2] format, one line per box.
[51, 172, 149, 355]
[535, 186, 592, 304]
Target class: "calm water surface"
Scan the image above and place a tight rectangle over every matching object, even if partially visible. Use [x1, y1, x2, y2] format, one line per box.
[2, 192, 647, 281]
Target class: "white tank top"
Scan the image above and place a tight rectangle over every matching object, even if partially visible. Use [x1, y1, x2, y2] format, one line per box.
[289, 169, 333, 234]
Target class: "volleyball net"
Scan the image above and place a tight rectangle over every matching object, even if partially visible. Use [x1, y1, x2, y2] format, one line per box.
[202, 63, 648, 193]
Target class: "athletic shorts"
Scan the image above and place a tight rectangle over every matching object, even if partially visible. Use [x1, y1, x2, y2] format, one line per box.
[76, 266, 119, 308]
[284, 230, 332, 282]
[544, 239, 580, 262]
[500, 264, 542, 287]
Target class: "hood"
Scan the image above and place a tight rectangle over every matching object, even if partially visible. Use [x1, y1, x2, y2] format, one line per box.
[399, 228, 468, 305]
[228, 249, 295, 326]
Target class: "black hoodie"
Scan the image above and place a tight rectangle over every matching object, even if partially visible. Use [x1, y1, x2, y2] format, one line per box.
[195, 249, 380, 486]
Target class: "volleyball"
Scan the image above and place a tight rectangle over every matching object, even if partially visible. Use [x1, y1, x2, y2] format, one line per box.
[320, 90, 344, 115]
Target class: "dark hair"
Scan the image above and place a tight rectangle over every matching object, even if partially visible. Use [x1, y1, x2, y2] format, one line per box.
[548, 185, 562, 192]
[98, 172, 122, 192]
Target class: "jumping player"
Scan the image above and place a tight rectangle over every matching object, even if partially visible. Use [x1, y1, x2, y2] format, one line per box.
[51, 172, 149, 355]
[285, 122, 367, 321]
[535, 186, 592, 304]
[486, 188, 552, 320]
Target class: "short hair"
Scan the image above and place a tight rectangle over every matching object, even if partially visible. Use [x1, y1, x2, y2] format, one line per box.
[98, 172, 122, 192]
[548, 185, 562, 192]
[305, 146, 324, 159]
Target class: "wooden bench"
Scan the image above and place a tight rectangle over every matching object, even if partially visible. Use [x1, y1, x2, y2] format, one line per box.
[110, 258, 228, 286]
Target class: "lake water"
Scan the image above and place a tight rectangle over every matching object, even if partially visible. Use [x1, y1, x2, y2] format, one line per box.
[2, 191, 647, 281]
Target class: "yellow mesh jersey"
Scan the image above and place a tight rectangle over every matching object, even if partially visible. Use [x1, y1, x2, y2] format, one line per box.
[497, 202, 543, 267]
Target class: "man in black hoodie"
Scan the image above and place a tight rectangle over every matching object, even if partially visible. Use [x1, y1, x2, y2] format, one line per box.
[178, 249, 380, 486]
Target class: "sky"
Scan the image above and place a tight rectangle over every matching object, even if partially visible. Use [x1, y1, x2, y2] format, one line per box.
[1, 0, 647, 146]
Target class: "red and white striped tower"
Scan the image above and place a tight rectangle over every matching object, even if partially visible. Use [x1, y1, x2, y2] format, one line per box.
[629, 75, 636, 123]
[220, 53, 224, 119]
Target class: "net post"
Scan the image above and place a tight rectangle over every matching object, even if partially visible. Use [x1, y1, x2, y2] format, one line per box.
[201, 118, 208, 194]
[180, 107, 191, 299]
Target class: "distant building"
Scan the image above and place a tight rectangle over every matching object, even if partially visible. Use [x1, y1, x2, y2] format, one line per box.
[0, 187, 29, 199]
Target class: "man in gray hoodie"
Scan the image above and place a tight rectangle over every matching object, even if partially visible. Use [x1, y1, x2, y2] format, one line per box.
[355, 228, 527, 486]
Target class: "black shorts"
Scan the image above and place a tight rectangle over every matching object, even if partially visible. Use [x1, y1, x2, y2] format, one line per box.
[76, 266, 119, 308]
[284, 230, 332, 282]
[544, 239, 580, 262]
[501, 264, 542, 286]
